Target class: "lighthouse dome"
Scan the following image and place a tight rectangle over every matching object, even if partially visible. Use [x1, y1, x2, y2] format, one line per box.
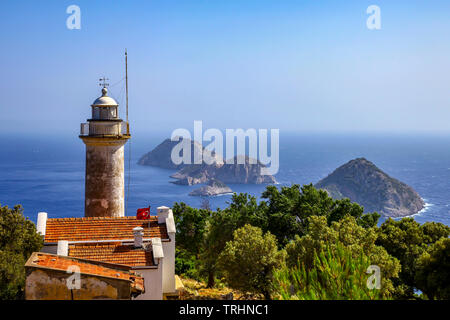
[91, 88, 118, 107]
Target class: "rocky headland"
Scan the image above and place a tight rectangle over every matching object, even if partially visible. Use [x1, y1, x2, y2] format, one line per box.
[315, 158, 425, 217]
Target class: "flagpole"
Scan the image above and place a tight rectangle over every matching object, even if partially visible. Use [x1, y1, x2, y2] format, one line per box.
[125, 49, 129, 135]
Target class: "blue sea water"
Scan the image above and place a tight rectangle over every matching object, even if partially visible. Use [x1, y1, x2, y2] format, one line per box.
[1, 132, 449, 226]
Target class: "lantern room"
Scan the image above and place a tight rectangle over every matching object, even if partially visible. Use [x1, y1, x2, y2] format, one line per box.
[91, 87, 119, 120]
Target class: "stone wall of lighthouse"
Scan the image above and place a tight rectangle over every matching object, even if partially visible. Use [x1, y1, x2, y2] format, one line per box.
[82, 137, 127, 218]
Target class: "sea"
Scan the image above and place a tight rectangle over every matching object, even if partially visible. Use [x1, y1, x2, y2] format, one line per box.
[1, 132, 449, 227]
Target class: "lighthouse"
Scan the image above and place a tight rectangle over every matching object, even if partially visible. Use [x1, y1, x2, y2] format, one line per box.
[79, 77, 130, 218]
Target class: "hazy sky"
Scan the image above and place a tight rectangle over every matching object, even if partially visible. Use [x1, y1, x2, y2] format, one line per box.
[1, 0, 449, 136]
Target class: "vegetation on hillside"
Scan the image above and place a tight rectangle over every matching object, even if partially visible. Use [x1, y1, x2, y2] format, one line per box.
[1, 183, 448, 300]
[275, 242, 384, 300]
[173, 184, 450, 300]
[0, 204, 43, 299]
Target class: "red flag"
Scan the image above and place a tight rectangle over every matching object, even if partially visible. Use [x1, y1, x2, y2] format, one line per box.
[137, 207, 150, 220]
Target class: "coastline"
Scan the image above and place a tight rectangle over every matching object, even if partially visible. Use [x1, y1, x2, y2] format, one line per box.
[392, 199, 433, 220]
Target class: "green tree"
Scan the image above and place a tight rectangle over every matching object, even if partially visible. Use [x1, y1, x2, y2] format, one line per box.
[376, 218, 450, 298]
[174, 248, 200, 280]
[285, 215, 400, 297]
[177, 184, 382, 288]
[260, 185, 304, 246]
[415, 238, 450, 300]
[274, 242, 385, 300]
[200, 193, 265, 287]
[218, 224, 283, 299]
[261, 184, 380, 247]
[172, 202, 210, 257]
[0, 204, 43, 299]
[200, 208, 243, 287]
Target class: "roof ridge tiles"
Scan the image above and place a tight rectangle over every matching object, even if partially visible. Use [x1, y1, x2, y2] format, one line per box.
[48, 216, 141, 221]
[47, 216, 159, 223]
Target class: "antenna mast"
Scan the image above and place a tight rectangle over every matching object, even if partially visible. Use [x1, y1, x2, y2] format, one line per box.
[125, 49, 129, 135]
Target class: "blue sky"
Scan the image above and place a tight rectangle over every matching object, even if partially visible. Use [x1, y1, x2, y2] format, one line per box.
[0, 0, 449, 136]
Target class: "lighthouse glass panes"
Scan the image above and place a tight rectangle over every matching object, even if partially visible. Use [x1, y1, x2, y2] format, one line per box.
[92, 106, 118, 120]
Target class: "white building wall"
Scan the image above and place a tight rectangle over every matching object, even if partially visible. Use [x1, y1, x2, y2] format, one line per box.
[133, 262, 163, 300]
[162, 235, 176, 293]
[160, 207, 176, 294]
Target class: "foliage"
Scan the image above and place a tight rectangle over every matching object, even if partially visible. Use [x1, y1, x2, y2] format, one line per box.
[172, 202, 210, 257]
[376, 218, 450, 298]
[261, 184, 380, 246]
[172, 184, 449, 300]
[175, 248, 202, 281]
[274, 242, 385, 300]
[200, 193, 266, 287]
[284, 215, 400, 297]
[0, 204, 43, 300]
[218, 224, 283, 299]
[415, 238, 450, 300]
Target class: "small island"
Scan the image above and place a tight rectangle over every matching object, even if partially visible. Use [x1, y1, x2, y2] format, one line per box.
[138, 138, 204, 170]
[170, 155, 277, 185]
[138, 138, 277, 186]
[189, 179, 233, 197]
[315, 158, 425, 217]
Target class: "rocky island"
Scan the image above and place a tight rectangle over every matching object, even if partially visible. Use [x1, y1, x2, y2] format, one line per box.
[138, 138, 204, 170]
[171, 155, 276, 185]
[138, 138, 277, 186]
[189, 179, 233, 197]
[315, 158, 425, 217]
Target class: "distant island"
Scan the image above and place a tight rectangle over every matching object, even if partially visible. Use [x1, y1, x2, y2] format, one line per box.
[139, 141, 425, 216]
[138, 138, 277, 193]
[170, 155, 276, 185]
[315, 158, 425, 217]
[138, 138, 205, 170]
[189, 179, 233, 197]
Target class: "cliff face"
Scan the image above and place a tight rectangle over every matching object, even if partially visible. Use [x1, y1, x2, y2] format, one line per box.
[171, 155, 277, 185]
[189, 179, 233, 197]
[315, 158, 425, 218]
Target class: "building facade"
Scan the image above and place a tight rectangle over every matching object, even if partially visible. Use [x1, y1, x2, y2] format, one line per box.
[34, 206, 177, 300]
[25, 252, 144, 300]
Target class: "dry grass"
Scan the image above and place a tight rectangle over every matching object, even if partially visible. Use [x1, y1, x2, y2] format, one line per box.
[178, 276, 263, 300]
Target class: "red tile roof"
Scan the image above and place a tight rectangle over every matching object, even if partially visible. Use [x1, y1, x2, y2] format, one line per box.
[68, 242, 155, 267]
[44, 216, 168, 243]
[26, 252, 144, 292]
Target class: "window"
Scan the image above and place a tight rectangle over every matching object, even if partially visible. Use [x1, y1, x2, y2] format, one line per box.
[92, 107, 100, 119]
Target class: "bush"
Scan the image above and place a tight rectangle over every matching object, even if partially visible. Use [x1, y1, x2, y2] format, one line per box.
[218, 224, 283, 299]
[415, 238, 450, 300]
[285, 216, 400, 297]
[274, 242, 385, 300]
[376, 218, 450, 298]
[0, 204, 43, 299]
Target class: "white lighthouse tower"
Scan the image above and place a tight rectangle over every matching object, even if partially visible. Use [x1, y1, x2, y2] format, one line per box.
[79, 76, 130, 218]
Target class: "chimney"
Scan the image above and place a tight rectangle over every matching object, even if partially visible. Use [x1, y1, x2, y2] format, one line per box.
[157, 206, 171, 224]
[36, 212, 47, 236]
[151, 237, 164, 259]
[133, 227, 144, 248]
[57, 240, 69, 256]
